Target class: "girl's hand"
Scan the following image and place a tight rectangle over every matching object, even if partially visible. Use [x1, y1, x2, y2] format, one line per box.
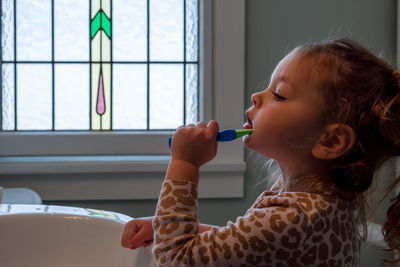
[121, 217, 154, 250]
[170, 120, 219, 167]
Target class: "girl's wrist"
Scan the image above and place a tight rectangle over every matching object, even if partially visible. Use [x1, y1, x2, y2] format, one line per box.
[166, 159, 200, 184]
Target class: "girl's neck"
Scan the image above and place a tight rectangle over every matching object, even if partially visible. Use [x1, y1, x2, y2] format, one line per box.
[274, 161, 336, 195]
[272, 166, 355, 201]
[282, 174, 335, 195]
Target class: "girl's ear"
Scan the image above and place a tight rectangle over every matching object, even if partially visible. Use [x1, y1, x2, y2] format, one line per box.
[312, 124, 355, 160]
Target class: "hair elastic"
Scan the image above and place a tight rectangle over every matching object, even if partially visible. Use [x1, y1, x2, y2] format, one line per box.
[393, 70, 399, 77]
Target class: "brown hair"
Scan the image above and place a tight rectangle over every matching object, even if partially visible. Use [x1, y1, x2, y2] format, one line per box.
[296, 38, 400, 263]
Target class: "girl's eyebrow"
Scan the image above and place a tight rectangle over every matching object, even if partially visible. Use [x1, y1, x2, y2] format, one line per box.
[276, 76, 296, 90]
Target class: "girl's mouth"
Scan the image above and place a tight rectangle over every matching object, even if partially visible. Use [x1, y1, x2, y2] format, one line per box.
[243, 112, 253, 129]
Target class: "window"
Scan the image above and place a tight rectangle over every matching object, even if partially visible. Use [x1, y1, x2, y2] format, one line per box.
[2, 0, 198, 131]
[0, 0, 246, 200]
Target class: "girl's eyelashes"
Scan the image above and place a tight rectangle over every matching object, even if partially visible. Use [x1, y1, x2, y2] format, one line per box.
[272, 91, 287, 101]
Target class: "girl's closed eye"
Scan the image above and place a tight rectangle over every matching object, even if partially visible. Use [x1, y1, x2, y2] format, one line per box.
[272, 91, 287, 101]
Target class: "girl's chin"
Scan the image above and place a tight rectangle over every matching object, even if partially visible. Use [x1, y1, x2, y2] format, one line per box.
[242, 134, 252, 146]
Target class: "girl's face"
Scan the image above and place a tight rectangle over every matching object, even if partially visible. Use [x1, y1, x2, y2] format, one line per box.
[244, 51, 326, 166]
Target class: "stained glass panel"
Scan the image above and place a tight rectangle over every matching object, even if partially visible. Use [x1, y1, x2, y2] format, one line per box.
[1, 0, 199, 131]
[150, 64, 183, 129]
[185, 64, 198, 124]
[55, 0, 89, 61]
[55, 64, 89, 130]
[113, 0, 147, 61]
[186, 0, 198, 62]
[90, 0, 111, 130]
[113, 64, 147, 129]
[17, 0, 51, 61]
[1, 64, 15, 130]
[1, 0, 14, 61]
[150, 0, 183, 61]
[17, 64, 52, 130]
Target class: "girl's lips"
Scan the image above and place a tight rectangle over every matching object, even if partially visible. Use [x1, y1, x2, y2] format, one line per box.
[243, 122, 253, 129]
[244, 112, 253, 129]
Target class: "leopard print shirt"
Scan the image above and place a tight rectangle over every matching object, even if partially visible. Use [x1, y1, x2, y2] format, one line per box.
[153, 180, 358, 267]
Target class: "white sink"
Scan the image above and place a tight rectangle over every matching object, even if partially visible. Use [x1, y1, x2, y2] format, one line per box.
[0, 204, 154, 267]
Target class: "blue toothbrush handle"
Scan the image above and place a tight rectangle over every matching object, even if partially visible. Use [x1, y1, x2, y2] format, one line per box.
[216, 129, 238, 142]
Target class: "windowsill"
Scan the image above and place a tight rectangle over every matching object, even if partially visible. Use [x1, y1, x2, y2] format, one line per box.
[0, 155, 246, 174]
[0, 155, 246, 200]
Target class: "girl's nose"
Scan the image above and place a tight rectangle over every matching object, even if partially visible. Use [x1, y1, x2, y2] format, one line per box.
[251, 91, 262, 106]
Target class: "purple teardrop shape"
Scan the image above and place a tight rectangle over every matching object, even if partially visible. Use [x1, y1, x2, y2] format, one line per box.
[96, 73, 106, 115]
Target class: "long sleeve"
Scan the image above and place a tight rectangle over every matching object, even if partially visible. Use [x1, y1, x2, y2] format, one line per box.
[152, 180, 358, 267]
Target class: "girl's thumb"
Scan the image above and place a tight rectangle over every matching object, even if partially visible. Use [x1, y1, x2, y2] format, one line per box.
[207, 120, 219, 136]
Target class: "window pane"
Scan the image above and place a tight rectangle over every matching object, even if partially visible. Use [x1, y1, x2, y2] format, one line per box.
[113, 0, 147, 61]
[17, 0, 51, 61]
[150, 64, 183, 129]
[17, 64, 52, 130]
[150, 0, 183, 61]
[185, 64, 198, 124]
[55, 64, 89, 130]
[54, 0, 89, 61]
[1, 0, 14, 61]
[113, 64, 147, 129]
[186, 0, 198, 62]
[2, 63, 15, 130]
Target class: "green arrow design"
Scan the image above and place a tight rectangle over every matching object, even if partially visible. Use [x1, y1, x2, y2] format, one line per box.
[91, 10, 111, 38]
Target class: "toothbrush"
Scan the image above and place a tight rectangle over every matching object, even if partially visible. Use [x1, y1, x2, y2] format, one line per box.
[168, 129, 253, 149]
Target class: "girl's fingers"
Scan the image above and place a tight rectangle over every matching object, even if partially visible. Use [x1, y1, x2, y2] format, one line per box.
[129, 227, 151, 249]
[176, 121, 213, 131]
[196, 121, 207, 128]
[122, 232, 130, 247]
[121, 226, 130, 247]
[121, 221, 138, 247]
[207, 120, 219, 136]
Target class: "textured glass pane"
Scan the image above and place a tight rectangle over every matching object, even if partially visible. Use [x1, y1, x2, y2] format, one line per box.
[113, 64, 147, 129]
[185, 64, 198, 124]
[113, 0, 147, 61]
[150, 0, 183, 61]
[55, 64, 89, 130]
[186, 0, 198, 62]
[55, 0, 89, 61]
[1, 0, 14, 61]
[17, 0, 51, 61]
[2, 64, 15, 130]
[91, 0, 100, 18]
[150, 64, 183, 129]
[17, 64, 52, 130]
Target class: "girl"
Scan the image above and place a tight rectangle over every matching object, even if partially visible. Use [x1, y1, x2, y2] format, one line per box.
[121, 38, 400, 266]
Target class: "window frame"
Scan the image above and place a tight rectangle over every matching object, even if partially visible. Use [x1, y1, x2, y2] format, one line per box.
[0, 0, 246, 200]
